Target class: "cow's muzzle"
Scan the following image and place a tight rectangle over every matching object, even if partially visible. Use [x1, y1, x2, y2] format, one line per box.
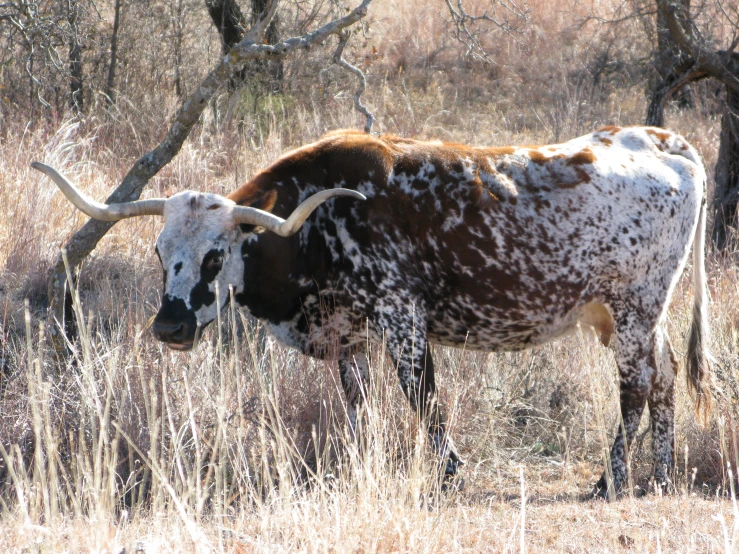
[152, 320, 194, 350]
[153, 295, 198, 350]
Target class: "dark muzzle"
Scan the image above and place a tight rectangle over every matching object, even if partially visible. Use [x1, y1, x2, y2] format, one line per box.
[152, 295, 198, 350]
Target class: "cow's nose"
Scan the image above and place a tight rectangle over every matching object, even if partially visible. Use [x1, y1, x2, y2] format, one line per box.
[152, 320, 188, 343]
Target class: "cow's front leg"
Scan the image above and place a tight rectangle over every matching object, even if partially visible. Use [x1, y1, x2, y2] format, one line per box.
[378, 303, 462, 478]
[338, 347, 370, 437]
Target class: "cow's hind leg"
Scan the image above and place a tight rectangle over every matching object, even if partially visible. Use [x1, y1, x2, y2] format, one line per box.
[595, 307, 658, 497]
[649, 327, 677, 490]
[338, 347, 370, 437]
[376, 301, 462, 478]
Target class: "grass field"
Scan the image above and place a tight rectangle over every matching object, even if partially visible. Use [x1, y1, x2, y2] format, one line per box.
[2, 0, 739, 552]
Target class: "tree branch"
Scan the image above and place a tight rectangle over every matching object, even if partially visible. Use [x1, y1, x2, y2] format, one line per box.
[645, 65, 708, 126]
[332, 30, 374, 133]
[53, 0, 373, 269]
[243, 0, 279, 43]
[716, 0, 739, 35]
[659, 0, 739, 94]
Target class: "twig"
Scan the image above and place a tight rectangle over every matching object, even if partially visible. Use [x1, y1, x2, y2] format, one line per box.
[717, 0, 739, 35]
[444, 0, 529, 59]
[332, 30, 375, 133]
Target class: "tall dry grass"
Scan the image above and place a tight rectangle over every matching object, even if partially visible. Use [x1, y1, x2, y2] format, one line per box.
[2, 245, 739, 551]
[2, 0, 739, 551]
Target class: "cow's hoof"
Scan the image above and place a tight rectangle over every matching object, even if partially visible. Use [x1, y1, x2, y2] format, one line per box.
[590, 475, 647, 500]
[590, 485, 609, 500]
[591, 475, 620, 500]
[650, 477, 675, 496]
[444, 454, 465, 476]
[441, 474, 465, 493]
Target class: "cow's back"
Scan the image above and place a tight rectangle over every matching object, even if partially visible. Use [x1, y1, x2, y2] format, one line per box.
[328, 127, 705, 351]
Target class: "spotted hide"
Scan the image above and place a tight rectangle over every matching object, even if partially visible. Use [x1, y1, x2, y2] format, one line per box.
[43, 125, 713, 496]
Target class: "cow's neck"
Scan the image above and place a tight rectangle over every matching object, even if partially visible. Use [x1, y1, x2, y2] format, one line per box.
[233, 230, 323, 326]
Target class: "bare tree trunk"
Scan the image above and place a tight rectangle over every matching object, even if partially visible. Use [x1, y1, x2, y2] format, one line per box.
[647, 0, 739, 250]
[712, 88, 739, 249]
[104, 0, 122, 103]
[173, 0, 184, 97]
[645, 66, 705, 127]
[67, 0, 83, 113]
[646, 0, 693, 127]
[656, 0, 693, 105]
[205, 0, 248, 89]
[251, 0, 282, 87]
[205, 0, 282, 90]
[205, 0, 247, 55]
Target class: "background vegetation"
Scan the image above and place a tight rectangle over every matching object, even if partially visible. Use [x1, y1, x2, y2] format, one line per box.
[1, 0, 739, 551]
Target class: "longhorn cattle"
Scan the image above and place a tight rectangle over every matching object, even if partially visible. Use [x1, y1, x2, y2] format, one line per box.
[32, 125, 711, 496]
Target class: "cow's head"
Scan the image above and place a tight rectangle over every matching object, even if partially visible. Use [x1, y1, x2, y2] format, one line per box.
[31, 162, 364, 351]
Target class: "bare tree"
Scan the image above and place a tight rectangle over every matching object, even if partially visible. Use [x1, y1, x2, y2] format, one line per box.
[645, 0, 739, 248]
[251, 0, 283, 86]
[1, 0, 71, 114]
[104, 0, 123, 103]
[714, 84, 739, 248]
[41, 0, 375, 355]
[172, 0, 185, 97]
[67, 0, 83, 113]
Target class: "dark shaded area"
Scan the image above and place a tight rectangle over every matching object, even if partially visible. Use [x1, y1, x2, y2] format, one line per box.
[205, 0, 248, 55]
[205, 0, 283, 91]
[712, 87, 739, 249]
[104, 0, 123, 104]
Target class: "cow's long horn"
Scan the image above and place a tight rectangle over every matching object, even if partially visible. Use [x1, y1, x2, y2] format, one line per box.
[232, 188, 365, 237]
[31, 162, 165, 221]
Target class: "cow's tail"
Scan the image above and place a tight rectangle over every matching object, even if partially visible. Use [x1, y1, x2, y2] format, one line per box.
[686, 189, 712, 420]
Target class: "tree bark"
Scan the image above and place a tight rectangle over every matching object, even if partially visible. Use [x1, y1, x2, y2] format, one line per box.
[645, 66, 705, 127]
[251, 0, 283, 86]
[656, 0, 693, 107]
[205, 0, 247, 55]
[647, 0, 739, 250]
[205, 0, 282, 90]
[104, 0, 122, 103]
[205, 0, 248, 89]
[712, 88, 739, 249]
[646, 0, 694, 126]
[67, 0, 83, 113]
[174, 0, 184, 97]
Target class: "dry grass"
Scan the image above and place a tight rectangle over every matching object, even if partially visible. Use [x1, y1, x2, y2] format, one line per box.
[2, 0, 739, 552]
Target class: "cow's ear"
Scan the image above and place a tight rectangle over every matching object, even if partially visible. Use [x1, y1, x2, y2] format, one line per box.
[239, 190, 277, 234]
[250, 189, 277, 213]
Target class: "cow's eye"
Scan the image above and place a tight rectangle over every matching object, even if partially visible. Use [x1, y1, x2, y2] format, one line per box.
[204, 252, 223, 272]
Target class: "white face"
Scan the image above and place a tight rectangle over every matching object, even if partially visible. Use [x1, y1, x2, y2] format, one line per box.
[152, 191, 245, 349]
